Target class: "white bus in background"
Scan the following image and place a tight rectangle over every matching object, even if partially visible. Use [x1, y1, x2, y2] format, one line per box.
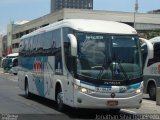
[142, 36, 160, 100]
[7, 53, 19, 58]
[8, 53, 19, 75]
[2, 53, 19, 74]
[18, 19, 153, 112]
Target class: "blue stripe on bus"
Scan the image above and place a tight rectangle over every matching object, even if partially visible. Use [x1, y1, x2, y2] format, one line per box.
[80, 80, 141, 90]
[35, 77, 45, 96]
[21, 56, 49, 97]
[128, 82, 141, 89]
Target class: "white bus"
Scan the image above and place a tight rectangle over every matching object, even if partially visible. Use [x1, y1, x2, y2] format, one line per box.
[142, 36, 160, 100]
[18, 19, 153, 111]
[2, 53, 19, 73]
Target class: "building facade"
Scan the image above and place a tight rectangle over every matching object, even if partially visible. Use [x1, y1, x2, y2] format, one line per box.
[7, 21, 14, 55]
[7, 21, 29, 54]
[51, 0, 93, 12]
[0, 35, 3, 59]
[148, 9, 160, 14]
[0, 34, 7, 65]
[7, 9, 160, 53]
[2, 35, 7, 57]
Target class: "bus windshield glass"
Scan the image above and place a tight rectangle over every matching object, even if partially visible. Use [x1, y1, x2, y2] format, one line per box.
[76, 32, 142, 81]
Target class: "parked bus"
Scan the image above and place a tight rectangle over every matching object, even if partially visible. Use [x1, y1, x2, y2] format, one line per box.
[10, 57, 19, 75]
[18, 19, 153, 111]
[2, 53, 18, 73]
[142, 36, 160, 100]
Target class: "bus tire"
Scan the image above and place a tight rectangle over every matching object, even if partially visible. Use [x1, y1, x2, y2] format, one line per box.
[25, 79, 31, 99]
[56, 87, 65, 111]
[148, 83, 156, 100]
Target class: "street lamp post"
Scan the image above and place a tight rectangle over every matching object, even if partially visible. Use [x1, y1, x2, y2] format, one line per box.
[134, 0, 138, 28]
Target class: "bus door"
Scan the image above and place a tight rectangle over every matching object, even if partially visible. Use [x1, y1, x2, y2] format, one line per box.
[64, 69, 74, 106]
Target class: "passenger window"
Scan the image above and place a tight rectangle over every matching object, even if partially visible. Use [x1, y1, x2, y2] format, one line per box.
[44, 31, 52, 50]
[148, 42, 160, 66]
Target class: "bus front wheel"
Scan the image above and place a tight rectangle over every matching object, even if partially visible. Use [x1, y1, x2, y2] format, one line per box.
[56, 89, 65, 111]
[148, 83, 156, 100]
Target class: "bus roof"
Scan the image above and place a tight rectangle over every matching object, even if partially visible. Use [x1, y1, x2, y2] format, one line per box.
[7, 53, 19, 57]
[21, 19, 137, 39]
[149, 36, 160, 43]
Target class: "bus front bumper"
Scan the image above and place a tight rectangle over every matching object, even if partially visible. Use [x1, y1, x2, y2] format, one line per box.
[74, 92, 143, 109]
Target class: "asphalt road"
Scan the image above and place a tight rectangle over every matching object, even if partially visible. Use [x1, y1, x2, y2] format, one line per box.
[0, 72, 160, 120]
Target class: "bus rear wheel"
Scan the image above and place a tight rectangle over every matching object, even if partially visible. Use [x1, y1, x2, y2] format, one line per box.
[25, 80, 31, 98]
[148, 83, 156, 100]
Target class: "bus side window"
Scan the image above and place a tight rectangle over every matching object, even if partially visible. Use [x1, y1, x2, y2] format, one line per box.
[13, 59, 18, 67]
[148, 42, 160, 66]
[44, 31, 53, 53]
[37, 33, 45, 55]
[53, 29, 63, 75]
[32, 35, 38, 55]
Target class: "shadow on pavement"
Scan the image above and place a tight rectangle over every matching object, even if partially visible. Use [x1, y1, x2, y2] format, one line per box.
[19, 94, 134, 119]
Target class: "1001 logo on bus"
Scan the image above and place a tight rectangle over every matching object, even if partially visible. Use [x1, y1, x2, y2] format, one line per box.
[33, 61, 43, 77]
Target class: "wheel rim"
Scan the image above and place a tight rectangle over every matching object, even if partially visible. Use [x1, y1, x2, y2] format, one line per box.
[57, 92, 63, 110]
[25, 83, 29, 96]
[149, 85, 156, 99]
[57, 94, 61, 104]
[150, 88, 155, 96]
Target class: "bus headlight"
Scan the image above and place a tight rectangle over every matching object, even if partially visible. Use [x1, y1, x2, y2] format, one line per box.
[80, 87, 94, 94]
[135, 82, 143, 94]
[135, 89, 141, 94]
[80, 88, 88, 93]
[74, 84, 93, 94]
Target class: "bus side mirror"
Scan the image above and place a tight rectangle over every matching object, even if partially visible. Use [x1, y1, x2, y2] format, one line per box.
[68, 34, 77, 57]
[140, 38, 153, 59]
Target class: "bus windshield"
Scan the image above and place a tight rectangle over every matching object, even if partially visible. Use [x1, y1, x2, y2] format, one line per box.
[76, 32, 142, 81]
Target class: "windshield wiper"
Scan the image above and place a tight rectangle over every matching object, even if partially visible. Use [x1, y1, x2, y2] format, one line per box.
[97, 58, 111, 80]
[117, 59, 129, 80]
[112, 51, 129, 81]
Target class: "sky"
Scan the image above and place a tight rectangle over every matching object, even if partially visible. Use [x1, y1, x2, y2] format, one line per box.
[0, 0, 160, 34]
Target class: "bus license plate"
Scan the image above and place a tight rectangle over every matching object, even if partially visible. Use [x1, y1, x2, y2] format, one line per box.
[107, 101, 118, 106]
